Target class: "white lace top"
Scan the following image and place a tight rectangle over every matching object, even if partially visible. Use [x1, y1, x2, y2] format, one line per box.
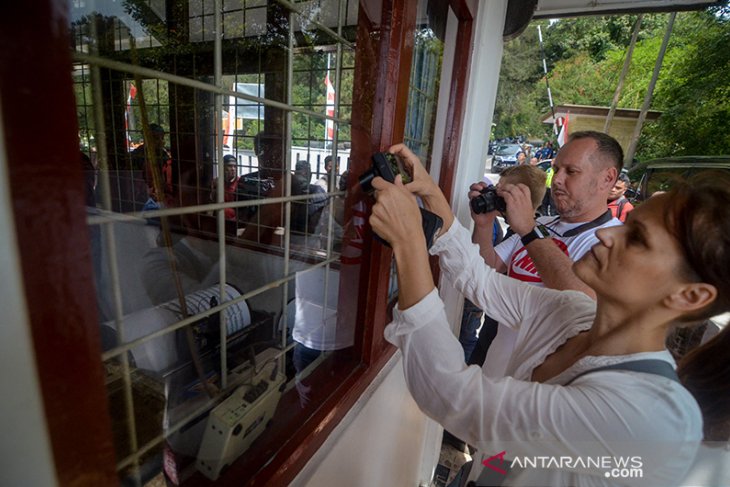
[385, 221, 703, 486]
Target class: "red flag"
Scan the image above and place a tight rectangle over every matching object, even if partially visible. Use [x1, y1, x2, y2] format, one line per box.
[222, 110, 231, 147]
[124, 82, 137, 149]
[324, 73, 335, 141]
[557, 113, 569, 147]
[223, 83, 235, 147]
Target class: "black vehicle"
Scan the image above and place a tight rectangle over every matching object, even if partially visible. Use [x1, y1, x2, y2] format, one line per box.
[632, 156, 730, 202]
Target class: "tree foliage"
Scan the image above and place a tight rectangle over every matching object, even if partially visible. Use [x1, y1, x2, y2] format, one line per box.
[494, 8, 730, 160]
[493, 23, 548, 140]
[543, 14, 668, 65]
[647, 11, 730, 157]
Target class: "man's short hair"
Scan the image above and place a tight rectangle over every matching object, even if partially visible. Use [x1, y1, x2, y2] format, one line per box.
[499, 165, 547, 210]
[223, 154, 237, 165]
[149, 123, 165, 134]
[338, 169, 349, 192]
[617, 172, 630, 185]
[568, 130, 624, 173]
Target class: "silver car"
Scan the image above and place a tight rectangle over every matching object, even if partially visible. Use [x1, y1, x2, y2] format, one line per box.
[490, 144, 523, 173]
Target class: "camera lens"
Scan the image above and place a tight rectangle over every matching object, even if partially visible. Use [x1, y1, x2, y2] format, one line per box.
[470, 195, 488, 214]
[469, 187, 506, 215]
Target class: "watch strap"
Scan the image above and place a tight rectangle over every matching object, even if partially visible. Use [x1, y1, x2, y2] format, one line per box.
[520, 224, 550, 246]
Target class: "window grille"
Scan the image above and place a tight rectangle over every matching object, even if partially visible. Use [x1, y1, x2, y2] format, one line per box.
[70, 1, 361, 484]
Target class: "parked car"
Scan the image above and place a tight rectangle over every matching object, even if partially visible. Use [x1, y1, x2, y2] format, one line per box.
[490, 143, 523, 173]
[536, 159, 552, 172]
[632, 156, 730, 202]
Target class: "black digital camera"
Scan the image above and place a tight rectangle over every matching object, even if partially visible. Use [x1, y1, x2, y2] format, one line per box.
[470, 187, 507, 214]
[358, 152, 412, 193]
[359, 152, 443, 249]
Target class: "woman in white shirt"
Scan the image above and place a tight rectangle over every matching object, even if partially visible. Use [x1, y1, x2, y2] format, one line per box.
[369, 144, 730, 486]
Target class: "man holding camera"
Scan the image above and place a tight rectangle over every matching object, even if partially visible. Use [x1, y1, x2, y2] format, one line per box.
[470, 131, 623, 377]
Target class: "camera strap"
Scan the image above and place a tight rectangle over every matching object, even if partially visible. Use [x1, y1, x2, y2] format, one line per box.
[544, 209, 613, 238]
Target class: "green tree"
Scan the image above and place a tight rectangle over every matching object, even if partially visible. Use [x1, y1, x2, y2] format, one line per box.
[543, 14, 668, 65]
[499, 9, 730, 160]
[494, 15, 668, 140]
[493, 23, 549, 139]
[643, 11, 730, 157]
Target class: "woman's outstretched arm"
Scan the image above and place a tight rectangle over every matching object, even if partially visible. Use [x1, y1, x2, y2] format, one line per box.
[369, 174, 434, 309]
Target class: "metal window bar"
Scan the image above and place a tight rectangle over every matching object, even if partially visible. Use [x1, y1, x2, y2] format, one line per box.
[214, 0, 229, 391]
[72, 52, 350, 127]
[320, 0, 347, 260]
[87, 18, 143, 483]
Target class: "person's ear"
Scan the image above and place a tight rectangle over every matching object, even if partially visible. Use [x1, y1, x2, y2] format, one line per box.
[663, 282, 717, 315]
[601, 166, 618, 190]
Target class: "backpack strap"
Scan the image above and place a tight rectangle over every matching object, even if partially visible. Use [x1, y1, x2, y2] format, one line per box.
[616, 197, 628, 220]
[564, 359, 679, 386]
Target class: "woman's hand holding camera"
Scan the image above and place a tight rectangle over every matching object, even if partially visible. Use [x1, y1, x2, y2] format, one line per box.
[370, 173, 436, 311]
[388, 143, 454, 232]
[370, 175, 424, 250]
[388, 144, 437, 198]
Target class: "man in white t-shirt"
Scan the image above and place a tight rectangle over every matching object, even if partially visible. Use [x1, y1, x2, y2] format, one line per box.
[470, 131, 624, 377]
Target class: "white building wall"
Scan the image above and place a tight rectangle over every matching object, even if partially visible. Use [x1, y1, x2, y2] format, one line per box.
[292, 355, 438, 487]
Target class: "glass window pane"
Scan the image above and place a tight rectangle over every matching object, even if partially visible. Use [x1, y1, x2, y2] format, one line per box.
[71, 0, 364, 484]
[404, 1, 445, 162]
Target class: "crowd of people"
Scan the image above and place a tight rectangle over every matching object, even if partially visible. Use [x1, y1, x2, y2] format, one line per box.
[514, 140, 555, 164]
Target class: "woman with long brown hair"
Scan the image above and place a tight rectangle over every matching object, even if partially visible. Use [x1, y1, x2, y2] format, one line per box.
[370, 144, 729, 486]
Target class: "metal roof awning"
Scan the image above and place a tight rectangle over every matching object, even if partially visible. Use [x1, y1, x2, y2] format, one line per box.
[541, 104, 662, 124]
[533, 0, 721, 19]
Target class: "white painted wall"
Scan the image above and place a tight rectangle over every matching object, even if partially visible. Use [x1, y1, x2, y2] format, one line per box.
[292, 355, 439, 487]
[0, 104, 58, 487]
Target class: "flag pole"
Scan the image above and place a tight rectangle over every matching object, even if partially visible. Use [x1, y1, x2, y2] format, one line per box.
[537, 25, 556, 134]
[625, 12, 675, 167]
[604, 15, 643, 134]
[325, 53, 331, 146]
